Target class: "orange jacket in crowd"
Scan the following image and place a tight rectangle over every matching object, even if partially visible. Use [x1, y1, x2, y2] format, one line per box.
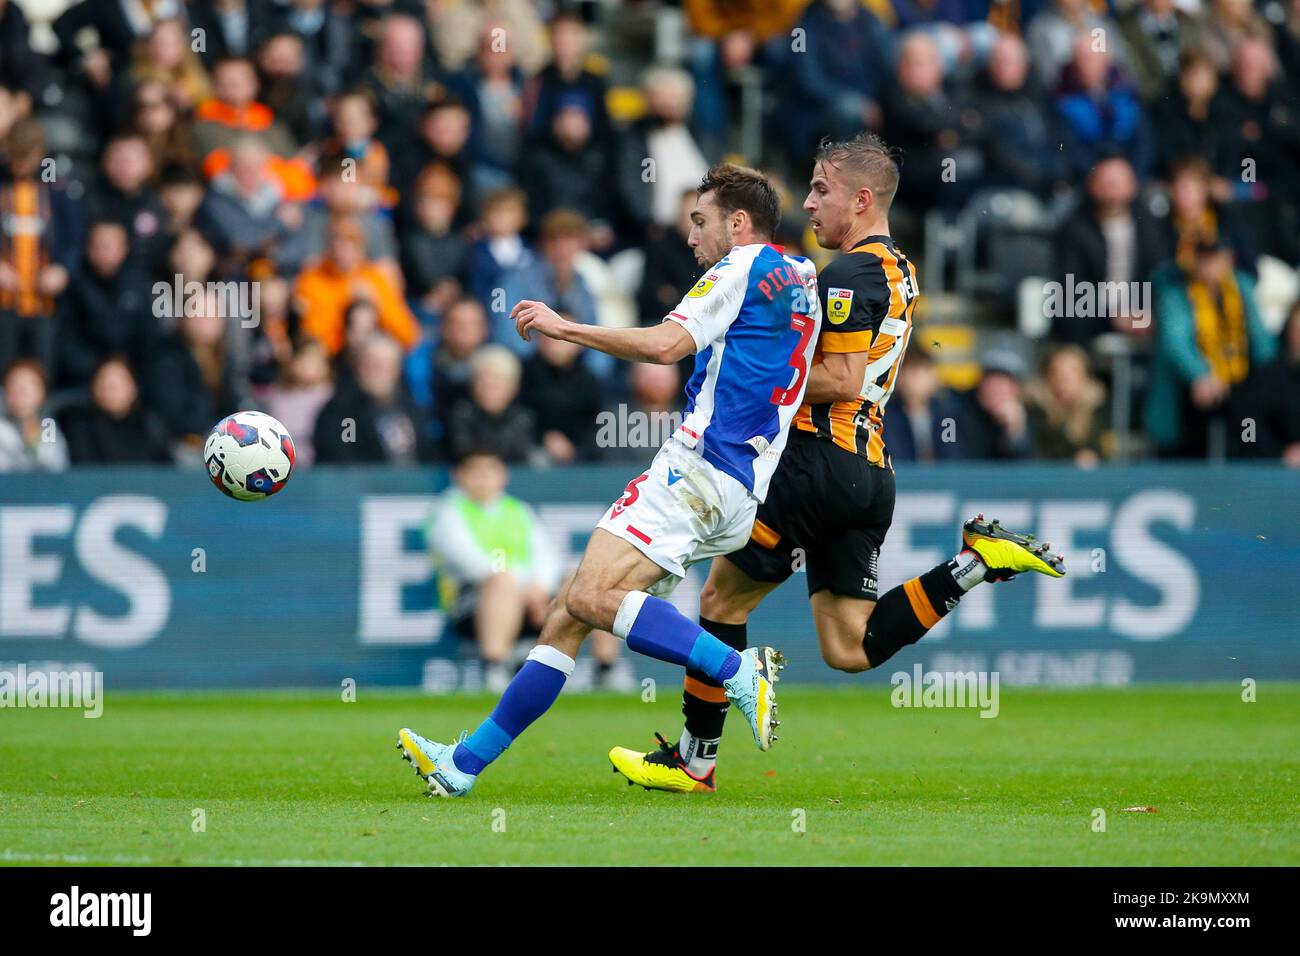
[294, 260, 420, 356]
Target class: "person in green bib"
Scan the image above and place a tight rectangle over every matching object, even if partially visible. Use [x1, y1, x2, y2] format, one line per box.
[427, 447, 630, 692]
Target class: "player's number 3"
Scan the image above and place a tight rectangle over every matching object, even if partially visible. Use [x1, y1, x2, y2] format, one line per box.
[770, 311, 816, 407]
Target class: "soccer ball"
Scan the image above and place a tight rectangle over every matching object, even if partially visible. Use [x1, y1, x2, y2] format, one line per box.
[204, 411, 296, 501]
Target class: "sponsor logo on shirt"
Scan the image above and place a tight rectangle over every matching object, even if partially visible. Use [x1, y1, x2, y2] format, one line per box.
[686, 273, 720, 298]
[827, 287, 853, 325]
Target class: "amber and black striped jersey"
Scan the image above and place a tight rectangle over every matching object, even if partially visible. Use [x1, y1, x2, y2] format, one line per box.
[792, 235, 919, 468]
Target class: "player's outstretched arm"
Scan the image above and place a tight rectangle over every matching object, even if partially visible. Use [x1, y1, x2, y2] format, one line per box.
[511, 299, 695, 365]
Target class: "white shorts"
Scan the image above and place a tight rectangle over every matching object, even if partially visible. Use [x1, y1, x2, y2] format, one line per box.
[596, 438, 757, 597]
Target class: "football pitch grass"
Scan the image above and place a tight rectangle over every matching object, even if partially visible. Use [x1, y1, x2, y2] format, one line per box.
[2, 684, 1297, 866]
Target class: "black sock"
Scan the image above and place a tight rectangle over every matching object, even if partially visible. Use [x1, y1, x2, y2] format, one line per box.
[862, 561, 965, 668]
[681, 618, 747, 746]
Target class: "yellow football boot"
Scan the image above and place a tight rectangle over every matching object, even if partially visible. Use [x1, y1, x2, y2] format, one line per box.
[962, 514, 1066, 579]
[609, 733, 716, 793]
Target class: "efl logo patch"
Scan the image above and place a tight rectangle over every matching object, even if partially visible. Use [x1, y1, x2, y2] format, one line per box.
[687, 273, 719, 298]
[827, 287, 853, 325]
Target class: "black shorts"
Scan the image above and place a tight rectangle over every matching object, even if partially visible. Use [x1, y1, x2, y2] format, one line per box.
[728, 430, 896, 600]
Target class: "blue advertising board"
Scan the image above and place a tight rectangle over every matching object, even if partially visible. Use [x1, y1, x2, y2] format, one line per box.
[0, 464, 1296, 689]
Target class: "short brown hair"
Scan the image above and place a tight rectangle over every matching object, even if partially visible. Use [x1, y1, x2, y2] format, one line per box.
[4, 117, 45, 159]
[538, 208, 588, 242]
[814, 132, 901, 210]
[697, 163, 780, 239]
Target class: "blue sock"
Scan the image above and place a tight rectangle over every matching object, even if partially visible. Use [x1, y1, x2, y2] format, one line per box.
[614, 593, 741, 682]
[454, 646, 575, 775]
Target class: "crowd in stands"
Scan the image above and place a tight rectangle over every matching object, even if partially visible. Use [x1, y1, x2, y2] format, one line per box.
[1, 0, 1299, 474]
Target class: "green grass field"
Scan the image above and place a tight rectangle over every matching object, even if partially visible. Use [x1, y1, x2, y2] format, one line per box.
[1, 685, 1297, 866]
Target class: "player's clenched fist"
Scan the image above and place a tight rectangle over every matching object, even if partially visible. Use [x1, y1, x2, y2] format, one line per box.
[511, 299, 568, 342]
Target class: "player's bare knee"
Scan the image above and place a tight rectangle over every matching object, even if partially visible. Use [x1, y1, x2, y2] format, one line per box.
[698, 579, 729, 620]
[562, 576, 605, 630]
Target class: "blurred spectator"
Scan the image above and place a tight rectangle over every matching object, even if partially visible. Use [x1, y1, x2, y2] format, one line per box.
[260, 337, 333, 469]
[294, 215, 418, 357]
[53, 0, 186, 96]
[429, 0, 548, 77]
[960, 349, 1033, 459]
[54, 220, 151, 389]
[1214, 37, 1300, 262]
[394, 98, 476, 219]
[616, 67, 710, 231]
[1161, 157, 1256, 276]
[498, 210, 599, 364]
[246, 273, 294, 381]
[256, 30, 325, 146]
[400, 164, 467, 322]
[468, 186, 531, 307]
[519, 92, 615, 232]
[1240, 301, 1300, 465]
[158, 165, 207, 238]
[1054, 34, 1153, 179]
[1026, 0, 1131, 91]
[1150, 50, 1227, 178]
[277, 172, 399, 277]
[1201, 0, 1273, 72]
[1146, 240, 1276, 457]
[1025, 344, 1107, 465]
[524, 12, 613, 152]
[59, 356, 173, 464]
[193, 56, 313, 199]
[362, 13, 444, 162]
[195, 137, 286, 274]
[86, 133, 170, 272]
[320, 90, 393, 211]
[444, 344, 539, 464]
[272, 0, 351, 99]
[521, 324, 610, 464]
[165, 226, 218, 295]
[0, 359, 67, 472]
[1053, 155, 1167, 346]
[1115, 0, 1202, 101]
[884, 31, 982, 209]
[892, 0, 999, 73]
[129, 17, 211, 115]
[1280, 0, 1300, 83]
[451, 22, 526, 192]
[785, 0, 890, 155]
[637, 189, 701, 324]
[969, 32, 1065, 198]
[188, 0, 277, 65]
[883, 347, 966, 463]
[0, 117, 81, 376]
[129, 79, 199, 173]
[426, 448, 562, 692]
[314, 332, 432, 464]
[0, 0, 43, 104]
[0, 84, 25, 146]
[143, 293, 248, 447]
[412, 295, 487, 436]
